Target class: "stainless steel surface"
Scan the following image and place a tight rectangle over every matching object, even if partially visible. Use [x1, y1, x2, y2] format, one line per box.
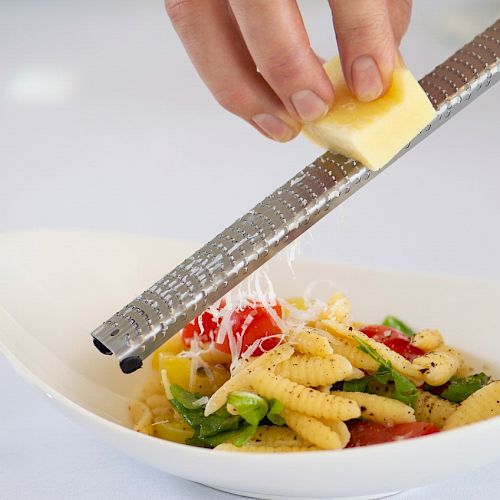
[92, 21, 499, 374]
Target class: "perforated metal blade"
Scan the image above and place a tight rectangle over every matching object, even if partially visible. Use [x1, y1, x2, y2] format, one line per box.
[92, 21, 499, 373]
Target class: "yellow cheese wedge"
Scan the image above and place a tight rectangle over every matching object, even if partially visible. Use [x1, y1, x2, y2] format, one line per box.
[302, 57, 436, 170]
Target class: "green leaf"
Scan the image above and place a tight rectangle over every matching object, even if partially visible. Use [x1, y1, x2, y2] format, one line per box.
[440, 372, 491, 403]
[391, 371, 419, 407]
[186, 423, 258, 448]
[267, 398, 286, 426]
[199, 411, 241, 438]
[354, 336, 418, 408]
[382, 316, 414, 337]
[227, 391, 269, 427]
[170, 384, 204, 409]
[342, 377, 369, 393]
[169, 399, 204, 428]
[231, 424, 258, 447]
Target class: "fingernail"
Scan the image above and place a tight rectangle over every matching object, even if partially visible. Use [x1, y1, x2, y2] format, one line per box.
[351, 56, 383, 102]
[291, 90, 329, 122]
[252, 114, 295, 142]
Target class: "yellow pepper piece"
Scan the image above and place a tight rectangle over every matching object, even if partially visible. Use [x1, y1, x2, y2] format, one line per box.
[151, 332, 185, 370]
[159, 353, 230, 396]
[153, 420, 193, 444]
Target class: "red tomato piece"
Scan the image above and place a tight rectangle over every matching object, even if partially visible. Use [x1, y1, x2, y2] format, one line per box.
[215, 303, 283, 356]
[347, 421, 440, 447]
[360, 325, 424, 361]
[181, 309, 219, 346]
[181, 301, 283, 357]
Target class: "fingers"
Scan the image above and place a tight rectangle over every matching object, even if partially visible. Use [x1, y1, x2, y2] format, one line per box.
[229, 0, 334, 122]
[328, 0, 397, 102]
[388, 0, 413, 45]
[165, 0, 301, 141]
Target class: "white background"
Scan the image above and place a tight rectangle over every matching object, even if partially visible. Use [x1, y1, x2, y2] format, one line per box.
[1, 0, 499, 499]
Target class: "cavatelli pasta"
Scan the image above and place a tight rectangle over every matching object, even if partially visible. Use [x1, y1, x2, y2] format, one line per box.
[292, 328, 334, 357]
[145, 394, 172, 419]
[284, 409, 345, 450]
[322, 331, 380, 372]
[321, 419, 351, 447]
[331, 391, 415, 424]
[248, 369, 361, 421]
[205, 344, 294, 415]
[412, 345, 462, 386]
[443, 382, 500, 430]
[135, 289, 499, 453]
[320, 319, 423, 381]
[129, 401, 153, 435]
[411, 329, 444, 352]
[248, 426, 310, 447]
[344, 367, 366, 381]
[415, 390, 458, 428]
[276, 353, 353, 387]
[318, 292, 352, 324]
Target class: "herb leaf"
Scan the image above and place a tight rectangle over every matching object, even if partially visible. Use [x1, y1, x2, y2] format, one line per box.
[382, 316, 414, 337]
[267, 398, 286, 426]
[169, 384, 286, 448]
[354, 336, 418, 408]
[227, 391, 268, 427]
[342, 378, 369, 393]
[170, 384, 205, 409]
[440, 372, 491, 403]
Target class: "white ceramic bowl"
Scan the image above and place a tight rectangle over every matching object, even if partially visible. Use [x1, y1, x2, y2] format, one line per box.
[1, 230, 499, 500]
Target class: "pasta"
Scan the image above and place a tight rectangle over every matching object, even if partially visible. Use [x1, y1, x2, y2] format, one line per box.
[204, 343, 294, 416]
[320, 319, 423, 381]
[292, 328, 334, 357]
[415, 391, 458, 428]
[275, 353, 353, 387]
[284, 409, 344, 450]
[412, 346, 463, 386]
[247, 369, 361, 421]
[443, 382, 500, 430]
[248, 425, 310, 447]
[331, 391, 415, 424]
[129, 289, 499, 452]
[411, 329, 444, 352]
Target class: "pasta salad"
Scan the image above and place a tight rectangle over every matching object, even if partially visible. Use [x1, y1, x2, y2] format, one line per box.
[130, 292, 500, 452]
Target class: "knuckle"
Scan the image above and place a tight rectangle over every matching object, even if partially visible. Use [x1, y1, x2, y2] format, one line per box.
[164, 0, 196, 25]
[335, 8, 388, 43]
[260, 48, 313, 85]
[212, 86, 251, 115]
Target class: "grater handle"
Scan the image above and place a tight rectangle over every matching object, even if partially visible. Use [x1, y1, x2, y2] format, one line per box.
[92, 21, 499, 373]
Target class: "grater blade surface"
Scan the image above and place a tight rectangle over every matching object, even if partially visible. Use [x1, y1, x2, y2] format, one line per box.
[92, 21, 499, 373]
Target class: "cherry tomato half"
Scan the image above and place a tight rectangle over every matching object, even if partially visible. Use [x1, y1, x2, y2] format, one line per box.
[181, 302, 282, 357]
[347, 421, 440, 447]
[360, 325, 424, 361]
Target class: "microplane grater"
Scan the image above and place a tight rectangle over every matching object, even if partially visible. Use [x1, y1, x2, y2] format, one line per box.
[92, 21, 500, 373]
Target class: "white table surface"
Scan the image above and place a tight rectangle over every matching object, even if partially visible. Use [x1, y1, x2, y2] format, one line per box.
[1, 1, 499, 498]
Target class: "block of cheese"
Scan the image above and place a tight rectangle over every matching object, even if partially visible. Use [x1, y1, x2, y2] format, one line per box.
[302, 57, 436, 170]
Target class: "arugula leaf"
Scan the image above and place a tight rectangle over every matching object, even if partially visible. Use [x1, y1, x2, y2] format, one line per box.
[227, 391, 268, 426]
[354, 336, 418, 408]
[169, 399, 205, 428]
[267, 398, 286, 426]
[342, 377, 369, 393]
[170, 384, 288, 448]
[382, 316, 414, 337]
[199, 409, 241, 437]
[440, 373, 491, 403]
[170, 384, 205, 410]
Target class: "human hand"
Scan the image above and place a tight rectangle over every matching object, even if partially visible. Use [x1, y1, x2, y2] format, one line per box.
[165, 0, 412, 142]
